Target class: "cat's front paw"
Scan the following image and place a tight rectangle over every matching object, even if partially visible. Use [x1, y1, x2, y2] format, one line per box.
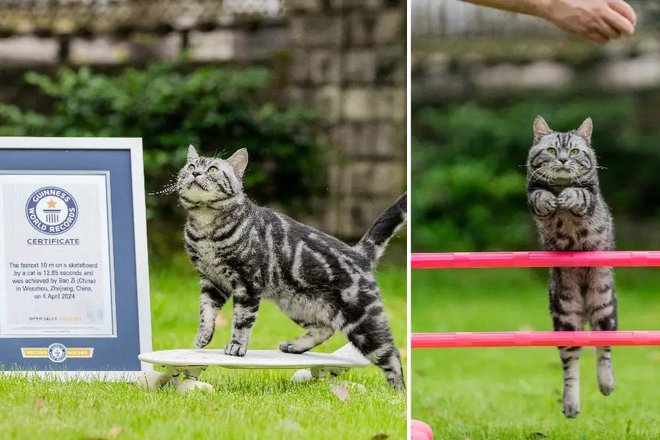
[543, 196, 558, 213]
[557, 189, 579, 210]
[533, 192, 558, 216]
[224, 341, 247, 357]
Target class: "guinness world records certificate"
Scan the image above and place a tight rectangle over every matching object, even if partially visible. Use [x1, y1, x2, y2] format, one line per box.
[0, 173, 115, 337]
[0, 138, 151, 378]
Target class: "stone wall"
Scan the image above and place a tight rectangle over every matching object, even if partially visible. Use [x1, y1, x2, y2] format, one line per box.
[0, 0, 406, 241]
[286, 0, 406, 238]
[0, 25, 288, 66]
[412, 36, 660, 106]
[410, 0, 660, 106]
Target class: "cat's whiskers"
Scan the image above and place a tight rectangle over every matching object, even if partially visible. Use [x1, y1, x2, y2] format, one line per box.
[540, 165, 556, 184]
[570, 164, 585, 185]
[532, 166, 548, 181]
[150, 180, 183, 196]
[528, 165, 551, 183]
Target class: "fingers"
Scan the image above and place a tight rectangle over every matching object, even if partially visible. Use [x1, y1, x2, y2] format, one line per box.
[556, 0, 637, 43]
[602, 4, 636, 37]
[583, 31, 609, 44]
[609, 0, 637, 27]
[596, 17, 622, 40]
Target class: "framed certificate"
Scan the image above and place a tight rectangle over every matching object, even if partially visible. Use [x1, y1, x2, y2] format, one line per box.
[0, 137, 151, 379]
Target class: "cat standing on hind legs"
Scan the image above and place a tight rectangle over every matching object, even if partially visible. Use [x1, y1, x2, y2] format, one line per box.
[527, 116, 617, 418]
[175, 145, 405, 389]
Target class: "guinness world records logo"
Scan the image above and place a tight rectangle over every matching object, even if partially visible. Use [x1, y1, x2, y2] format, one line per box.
[25, 186, 78, 235]
[48, 343, 67, 363]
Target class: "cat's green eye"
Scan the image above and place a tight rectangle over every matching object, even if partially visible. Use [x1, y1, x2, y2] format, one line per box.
[569, 149, 579, 157]
[546, 147, 557, 156]
[186, 164, 195, 172]
[208, 166, 219, 174]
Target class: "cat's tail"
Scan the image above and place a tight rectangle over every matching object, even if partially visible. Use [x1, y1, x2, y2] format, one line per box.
[355, 192, 406, 266]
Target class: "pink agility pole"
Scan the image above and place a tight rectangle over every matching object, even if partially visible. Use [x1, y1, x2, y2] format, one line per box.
[410, 250, 660, 434]
[411, 420, 433, 440]
[411, 251, 660, 269]
[411, 331, 660, 348]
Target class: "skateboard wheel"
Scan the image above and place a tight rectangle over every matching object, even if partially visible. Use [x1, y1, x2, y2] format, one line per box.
[291, 369, 313, 383]
[137, 371, 172, 389]
[175, 378, 214, 394]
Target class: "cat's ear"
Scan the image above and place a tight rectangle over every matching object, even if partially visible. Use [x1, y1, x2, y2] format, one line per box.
[227, 148, 248, 179]
[533, 115, 551, 143]
[187, 144, 199, 162]
[576, 117, 593, 141]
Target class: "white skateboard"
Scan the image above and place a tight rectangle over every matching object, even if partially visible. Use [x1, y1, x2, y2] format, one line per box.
[137, 343, 370, 394]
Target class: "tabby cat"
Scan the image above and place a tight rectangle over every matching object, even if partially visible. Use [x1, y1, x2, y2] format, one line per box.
[175, 146, 405, 389]
[527, 116, 617, 418]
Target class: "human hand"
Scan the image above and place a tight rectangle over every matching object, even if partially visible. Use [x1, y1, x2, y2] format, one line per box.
[539, 0, 637, 43]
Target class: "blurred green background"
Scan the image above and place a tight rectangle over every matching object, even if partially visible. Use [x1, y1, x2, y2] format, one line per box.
[412, 90, 660, 251]
[411, 0, 660, 252]
[411, 1, 660, 438]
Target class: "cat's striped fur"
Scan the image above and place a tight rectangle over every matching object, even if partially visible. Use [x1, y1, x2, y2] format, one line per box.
[177, 146, 405, 389]
[527, 116, 617, 418]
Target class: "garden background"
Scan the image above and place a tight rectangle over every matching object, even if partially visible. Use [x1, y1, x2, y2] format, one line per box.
[411, 1, 660, 439]
[0, 1, 407, 439]
[412, 0, 660, 252]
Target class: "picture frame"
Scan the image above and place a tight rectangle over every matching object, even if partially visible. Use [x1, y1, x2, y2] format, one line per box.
[0, 137, 151, 379]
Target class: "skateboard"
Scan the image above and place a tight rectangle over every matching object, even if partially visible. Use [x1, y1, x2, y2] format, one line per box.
[137, 343, 370, 393]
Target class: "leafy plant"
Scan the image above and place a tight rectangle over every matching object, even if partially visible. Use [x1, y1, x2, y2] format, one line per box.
[0, 63, 322, 259]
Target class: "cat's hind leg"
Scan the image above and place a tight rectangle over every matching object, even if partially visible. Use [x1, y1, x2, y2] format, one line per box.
[587, 268, 617, 396]
[341, 300, 403, 390]
[557, 344, 582, 418]
[550, 268, 585, 418]
[279, 326, 334, 354]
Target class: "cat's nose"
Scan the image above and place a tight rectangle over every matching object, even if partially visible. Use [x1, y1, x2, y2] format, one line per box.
[559, 158, 568, 164]
[192, 171, 201, 177]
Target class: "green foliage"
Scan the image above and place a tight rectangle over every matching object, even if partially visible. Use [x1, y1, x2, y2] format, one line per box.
[0, 64, 322, 258]
[412, 269, 660, 438]
[412, 94, 660, 251]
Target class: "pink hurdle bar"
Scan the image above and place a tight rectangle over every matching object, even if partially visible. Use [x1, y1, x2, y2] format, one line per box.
[411, 331, 660, 348]
[411, 251, 660, 269]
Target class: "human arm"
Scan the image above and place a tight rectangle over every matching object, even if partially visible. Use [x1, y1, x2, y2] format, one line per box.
[462, 0, 637, 43]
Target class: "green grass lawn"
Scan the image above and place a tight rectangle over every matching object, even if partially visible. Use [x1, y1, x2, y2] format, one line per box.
[0, 257, 406, 440]
[412, 268, 660, 440]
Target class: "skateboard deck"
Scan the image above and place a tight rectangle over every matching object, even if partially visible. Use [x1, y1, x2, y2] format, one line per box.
[137, 344, 370, 393]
